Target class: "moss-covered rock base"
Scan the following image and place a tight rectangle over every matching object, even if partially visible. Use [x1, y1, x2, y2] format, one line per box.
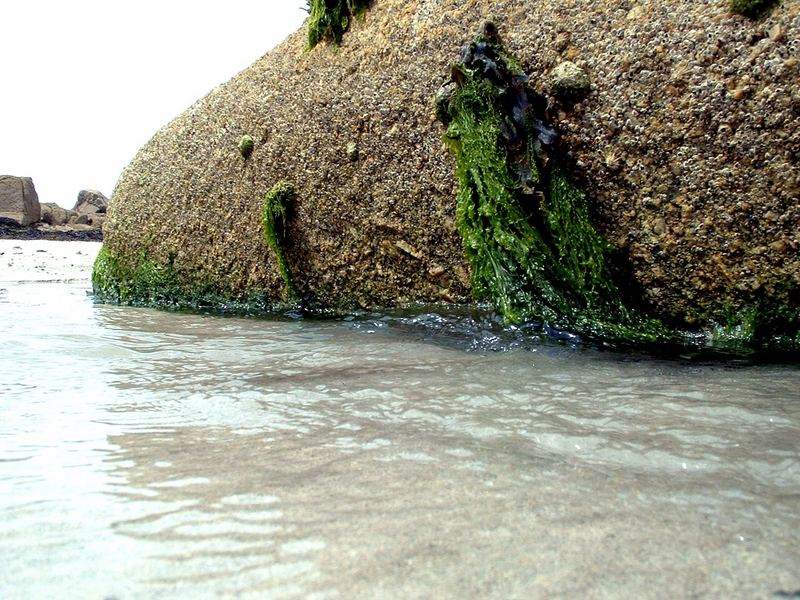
[92, 246, 274, 314]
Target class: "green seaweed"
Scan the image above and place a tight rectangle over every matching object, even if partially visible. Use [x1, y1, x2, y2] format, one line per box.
[238, 135, 255, 159]
[92, 246, 275, 313]
[92, 246, 179, 306]
[262, 181, 298, 302]
[306, 0, 370, 49]
[440, 31, 674, 344]
[705, 283, 800, 353]
[729, 0, 780, 19]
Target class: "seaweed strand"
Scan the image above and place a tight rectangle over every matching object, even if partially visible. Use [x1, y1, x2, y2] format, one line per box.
[438, 27, 673, 344]
[306, 0, 370, 49]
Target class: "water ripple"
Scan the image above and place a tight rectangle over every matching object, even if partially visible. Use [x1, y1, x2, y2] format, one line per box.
[0, 277, 798, 598]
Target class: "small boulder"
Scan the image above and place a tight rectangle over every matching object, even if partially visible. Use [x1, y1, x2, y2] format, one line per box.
[346, 141, 359, 162]
[0, 175, 41, 226]
[549, 61, 591, 101]
[40, 202, 74, 226]
[73, 189, 109, 215]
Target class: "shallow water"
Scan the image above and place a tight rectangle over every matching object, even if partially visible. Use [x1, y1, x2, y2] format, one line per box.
[1, 247, 799, 598]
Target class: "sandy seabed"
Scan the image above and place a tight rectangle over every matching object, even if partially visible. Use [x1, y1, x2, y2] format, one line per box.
[0, 239, 102, 284]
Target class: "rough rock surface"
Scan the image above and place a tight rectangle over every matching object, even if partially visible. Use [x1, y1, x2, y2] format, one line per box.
[73, 189, 109, 215]
[104, 0, 799, 324]
[41, 203, 76, 226]
[0, 176, 41, 227]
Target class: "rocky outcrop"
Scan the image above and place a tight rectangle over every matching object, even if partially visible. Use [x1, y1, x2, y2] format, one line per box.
[73, 189, 109, 216]
[0, 184, 105, 241]
[41, 203, 75, 226]
[69, 189, 108, 230]
[101, 0, 799, 337]
[0, 176, 41, 226]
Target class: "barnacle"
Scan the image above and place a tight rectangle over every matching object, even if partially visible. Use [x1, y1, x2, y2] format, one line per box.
[603, 147, 622, 172]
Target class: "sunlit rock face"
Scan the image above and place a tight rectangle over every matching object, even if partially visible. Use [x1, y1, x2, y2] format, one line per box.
[103, 0, 798, 333]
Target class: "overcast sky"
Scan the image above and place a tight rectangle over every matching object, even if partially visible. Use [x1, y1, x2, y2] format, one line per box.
[1, 1, 307, 208]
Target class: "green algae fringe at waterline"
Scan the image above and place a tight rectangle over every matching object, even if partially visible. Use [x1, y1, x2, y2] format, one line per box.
[91, 246, 276, 313]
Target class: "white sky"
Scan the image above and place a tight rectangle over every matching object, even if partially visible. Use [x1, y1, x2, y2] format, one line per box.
[1, 1, 307, 208]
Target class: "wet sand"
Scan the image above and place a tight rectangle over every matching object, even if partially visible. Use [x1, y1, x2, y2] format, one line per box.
[0, 239, 101, 283]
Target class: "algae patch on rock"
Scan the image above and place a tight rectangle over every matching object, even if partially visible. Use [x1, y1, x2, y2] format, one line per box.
[92, 246, 182, 306]
[729, 0, 780, 19]
[238, 135, 255, 159]
[261, 181, 298, 303]
[91, 246, 271, 313]
[437, 27, 673, 344]
[306, 0, 370, 48]
[436, 25, 798, 352]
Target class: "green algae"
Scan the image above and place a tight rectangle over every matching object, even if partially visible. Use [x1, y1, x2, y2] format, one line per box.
[306, 0, 369, 49]
[91, 246, 270, 313]
[440, 30, 674, 345]
[705, 284, 800, 353]
[92, 246, 178, 306]
[238, 135, 255, 159]
[262, 181, 298, 303]
[437, 27, 800, 352]
[729, 0, 780, 19]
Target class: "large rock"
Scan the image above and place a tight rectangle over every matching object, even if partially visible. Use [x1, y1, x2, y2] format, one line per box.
[0, 176, 41, 226]
[40, 203, 76, 226]
[73, 189, 109, 215]
[103, 0, 799, 327]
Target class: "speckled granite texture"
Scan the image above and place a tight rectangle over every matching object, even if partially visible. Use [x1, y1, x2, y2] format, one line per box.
[103, 0, 798, 324]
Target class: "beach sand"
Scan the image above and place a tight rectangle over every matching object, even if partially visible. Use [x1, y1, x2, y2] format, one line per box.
[0, 239, 102, 283]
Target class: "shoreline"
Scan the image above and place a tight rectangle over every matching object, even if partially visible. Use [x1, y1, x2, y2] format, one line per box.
[0, 239, 102, 283]
[0, 222, 102, 242]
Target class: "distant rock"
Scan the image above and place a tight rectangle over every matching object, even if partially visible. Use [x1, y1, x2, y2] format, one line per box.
[0, 180, 104, 241]
[0, 176, 41, 226]
[40, 203, 76, 226]
[73, 189, 109, 215]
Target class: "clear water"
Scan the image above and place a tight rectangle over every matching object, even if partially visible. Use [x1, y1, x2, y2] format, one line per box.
[1, 247, 799, 599]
